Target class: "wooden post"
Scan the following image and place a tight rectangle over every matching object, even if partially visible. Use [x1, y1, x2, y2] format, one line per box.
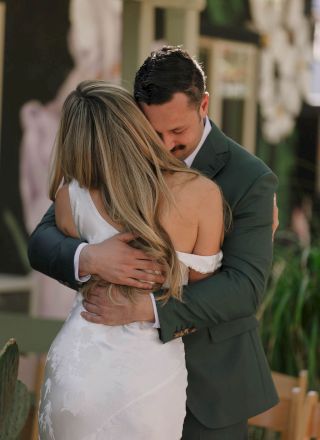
[122, 0, 154, 90]
[122, 0, 205, 89]
[316, 115, 320, 195]
[165, 4, 204, 57]
[0, 2, 5, 158]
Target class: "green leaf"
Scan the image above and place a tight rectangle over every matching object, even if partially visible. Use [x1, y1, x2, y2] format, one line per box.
[0, 380, 31, 440]
[2, 209, 30, 272]
[0, 340, 31, 439]
[0, 339, 19, 430]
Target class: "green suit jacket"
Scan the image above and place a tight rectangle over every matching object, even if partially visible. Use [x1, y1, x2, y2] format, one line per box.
[28, 121, 278, 429]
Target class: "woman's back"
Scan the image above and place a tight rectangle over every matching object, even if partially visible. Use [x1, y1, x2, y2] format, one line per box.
[87, 170, 223, 282]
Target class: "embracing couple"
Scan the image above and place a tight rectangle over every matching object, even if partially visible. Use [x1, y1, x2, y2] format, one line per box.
[29, 46, 279, 439]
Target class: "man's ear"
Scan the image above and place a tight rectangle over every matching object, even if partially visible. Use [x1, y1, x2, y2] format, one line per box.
[200, 92, 209, 117]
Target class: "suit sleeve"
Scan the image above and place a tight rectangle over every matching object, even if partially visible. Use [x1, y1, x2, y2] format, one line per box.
[154, 171, 278, 343]
[28, 204, 85, 290]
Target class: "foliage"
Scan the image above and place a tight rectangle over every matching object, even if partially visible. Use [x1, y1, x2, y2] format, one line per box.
[258, 239, 320, 391]
[206, 0, 248, 27]
[3, 209, 30, 273]
[0, 339, 31, 439]
[249, 239, 320, 439]
[257, 127, 297, 229]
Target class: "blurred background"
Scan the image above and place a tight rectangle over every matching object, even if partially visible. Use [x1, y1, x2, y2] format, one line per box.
[0, 0, 320, 438]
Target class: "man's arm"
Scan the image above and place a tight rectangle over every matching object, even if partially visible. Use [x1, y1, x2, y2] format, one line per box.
[155, 171, 278, 342]
[28, 204, 84, 289]
[28, 204, 166, 290]
[82, 171, 277, 332]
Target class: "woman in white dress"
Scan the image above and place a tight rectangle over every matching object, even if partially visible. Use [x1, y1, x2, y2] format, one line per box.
[38, 80, 224, 439]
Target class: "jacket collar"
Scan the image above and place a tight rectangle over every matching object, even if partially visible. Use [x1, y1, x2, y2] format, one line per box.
[191, 120, 230, 178]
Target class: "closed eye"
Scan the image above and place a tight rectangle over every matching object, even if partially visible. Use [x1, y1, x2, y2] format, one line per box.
[172, 128, 185, 134]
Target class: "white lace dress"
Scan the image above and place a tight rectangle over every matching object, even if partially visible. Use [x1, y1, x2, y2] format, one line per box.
[38, 180, 222, 440]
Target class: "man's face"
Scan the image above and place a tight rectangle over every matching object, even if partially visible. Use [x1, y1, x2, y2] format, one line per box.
[141, 92, 209, 161]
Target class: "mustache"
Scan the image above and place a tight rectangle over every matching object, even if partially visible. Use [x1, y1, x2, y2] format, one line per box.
[170, 145, 185, 153]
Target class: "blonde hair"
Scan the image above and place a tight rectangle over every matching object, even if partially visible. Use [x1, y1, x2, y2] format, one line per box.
[49, 80, 200, 303]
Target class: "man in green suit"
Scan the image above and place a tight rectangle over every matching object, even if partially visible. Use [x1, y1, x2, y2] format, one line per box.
[28, 46, 278, 438]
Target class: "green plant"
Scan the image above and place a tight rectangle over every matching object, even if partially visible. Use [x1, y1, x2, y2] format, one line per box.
[257, 127, 297, 229]
[206, 0, 247, 26]
[2, 208, 31, 273]
[258, 240, 320, 391]
[0, 339, 31, 439]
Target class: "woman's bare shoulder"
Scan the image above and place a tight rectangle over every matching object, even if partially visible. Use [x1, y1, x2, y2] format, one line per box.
[169, 172, 221, 202]
[164, 172, 222, 221]
[189, 174, 220, 195]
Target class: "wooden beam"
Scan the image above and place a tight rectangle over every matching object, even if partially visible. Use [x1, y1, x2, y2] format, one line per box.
[122, 0, 154, 90]
[130, 0, 205, 10]
[122, 0, 206, 88]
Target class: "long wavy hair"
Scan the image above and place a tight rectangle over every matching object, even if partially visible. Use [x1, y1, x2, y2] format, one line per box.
[49, 80, 200, 303]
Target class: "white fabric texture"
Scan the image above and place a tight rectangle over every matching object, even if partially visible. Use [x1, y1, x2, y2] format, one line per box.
[38, 180, 222, 439]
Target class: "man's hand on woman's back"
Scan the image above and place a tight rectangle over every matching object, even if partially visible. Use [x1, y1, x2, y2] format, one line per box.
[79, 232, 166, 289]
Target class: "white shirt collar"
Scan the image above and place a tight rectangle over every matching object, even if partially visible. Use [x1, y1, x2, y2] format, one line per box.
[184, 116, 211, 168]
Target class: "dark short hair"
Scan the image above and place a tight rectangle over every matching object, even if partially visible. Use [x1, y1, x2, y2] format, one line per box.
[134, 46, 206, 107]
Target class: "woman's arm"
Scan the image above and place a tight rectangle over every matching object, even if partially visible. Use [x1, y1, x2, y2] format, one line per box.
[28, 196, 165, 291]
[55, 185, 79, 238]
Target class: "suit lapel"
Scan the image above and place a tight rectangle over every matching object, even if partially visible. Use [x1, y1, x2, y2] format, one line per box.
[191, 120, 230, 178]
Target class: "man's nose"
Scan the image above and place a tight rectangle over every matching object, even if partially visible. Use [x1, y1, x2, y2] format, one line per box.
[161, 133, 176, 150]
